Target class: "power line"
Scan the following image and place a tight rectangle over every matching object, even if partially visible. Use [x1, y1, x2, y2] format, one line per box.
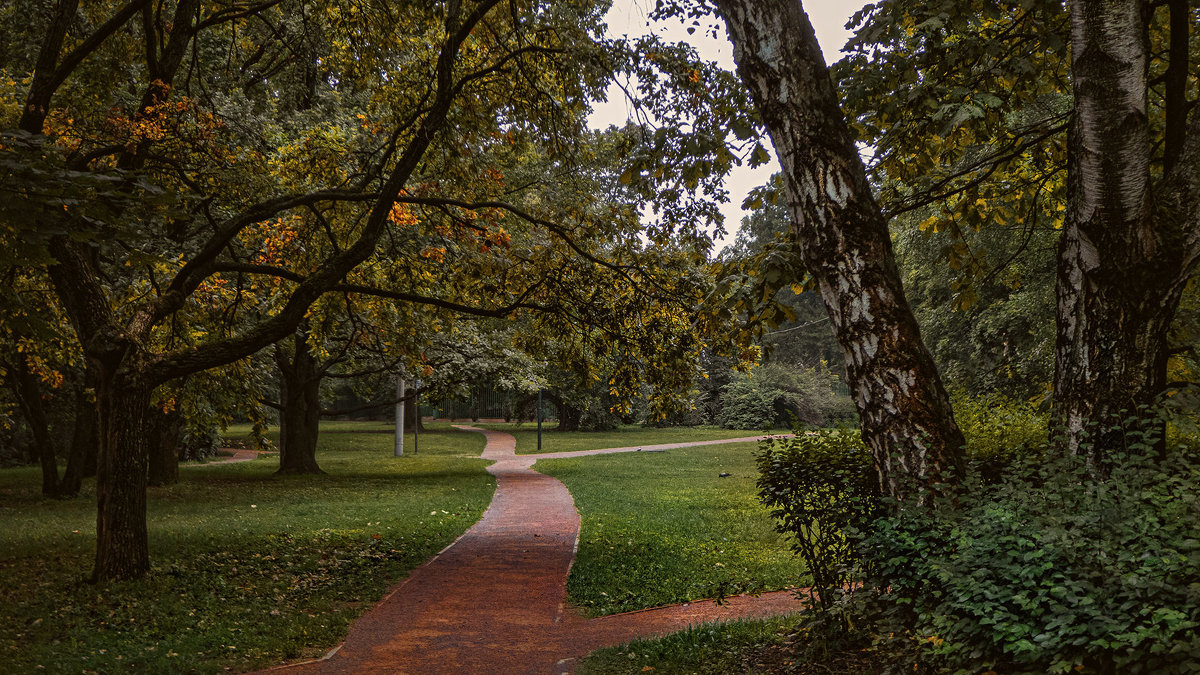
[763, 317, 831, 336]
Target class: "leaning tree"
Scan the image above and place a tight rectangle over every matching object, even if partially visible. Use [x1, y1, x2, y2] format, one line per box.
[667, 0, 1200, 490]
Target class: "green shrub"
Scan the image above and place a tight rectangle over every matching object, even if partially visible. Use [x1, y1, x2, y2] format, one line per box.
[719, 378, 783, 429]
[755, 428, 880, 613]
[847, 424, 1200, 673]
[952, 391, 1047, 475]
[718, 363, 851, 430]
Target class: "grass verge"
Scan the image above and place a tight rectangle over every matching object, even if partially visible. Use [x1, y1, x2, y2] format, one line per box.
[536, 441, 807, 617]
[477, 422, 775, 455]
[0, 423, 492, 673]
[576, 616, 796, 674]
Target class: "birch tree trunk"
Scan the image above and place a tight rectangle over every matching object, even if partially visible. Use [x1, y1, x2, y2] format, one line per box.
[1055, 0, 1200, 461]
[715, 0, 965, 496]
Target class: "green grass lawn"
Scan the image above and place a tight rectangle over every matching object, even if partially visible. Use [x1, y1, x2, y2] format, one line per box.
[577, 616, 796, 674]
[0, 422, 492, 674]
[1, 422, 807, 673]
[477, 422, 775, 454]
[536, 441, 808, 617]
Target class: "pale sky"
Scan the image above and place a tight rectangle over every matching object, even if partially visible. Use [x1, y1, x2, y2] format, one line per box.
[588, 1, 864, 248]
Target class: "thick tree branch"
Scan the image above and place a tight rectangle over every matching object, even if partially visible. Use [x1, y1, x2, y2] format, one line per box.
[50, 1, 152, 100]
[19, 0, 81, 133]
[196, 0, 285, 30]
[209, 261, 554, 318]
[1163, 0, 1190, 171]
[146, 0, 505, 383]
[144, 189, 380, 329]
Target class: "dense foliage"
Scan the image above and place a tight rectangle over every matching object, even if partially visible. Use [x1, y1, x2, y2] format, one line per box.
[717, 362, 851, 430]
[759, 420, 1200, 673]
[754, 428, 879, 612]
[860, 429, 1200, 673]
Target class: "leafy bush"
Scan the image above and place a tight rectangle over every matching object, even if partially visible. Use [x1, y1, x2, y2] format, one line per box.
[719, 363, 851, 430]
[720, 378, 784, 429]
[846, 424, 1200, 673]
[577, 401, 622, 431]
[181, 424, 222, 460]
[755, 428, 880, 612]
[952, 391, 1047, 475]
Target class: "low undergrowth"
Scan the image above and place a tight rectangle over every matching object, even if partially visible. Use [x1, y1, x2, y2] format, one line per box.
[0, 423, 492, 673]
[537, 442, 807, 616]
[753, 421, 1200, 674]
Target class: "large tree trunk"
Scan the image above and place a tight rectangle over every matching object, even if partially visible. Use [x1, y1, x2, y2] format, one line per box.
[146, 405, 181, 487]
[715, 0, 964, 496]
[46, 239, 155, 581]
[59, 373, 98, 497]
[91, 374, 152, 582]
[275, 334, 325, 475]
[555, 398, 581, 432]
[9, 351, 62, 497]
[404, 395, 426, 433]
[1054, 0, 1199, 461]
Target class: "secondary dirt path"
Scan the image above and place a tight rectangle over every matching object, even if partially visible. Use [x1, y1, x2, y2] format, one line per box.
[264, 427, 806, 674]
[525, 434, 788, 460]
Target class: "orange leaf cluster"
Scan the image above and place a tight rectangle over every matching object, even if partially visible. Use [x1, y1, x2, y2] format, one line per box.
[389, 203, 420, 227]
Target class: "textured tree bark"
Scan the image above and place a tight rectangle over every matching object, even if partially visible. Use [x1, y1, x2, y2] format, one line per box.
[59, 379, 97, 496]
[1054, 0, 1199, 461]
[275, 334, 325, 475]
[46, 238, 155, 580]
[91, 375, 151, 582]
[715, 0, 964, 496]
[146, 406, 181, 487]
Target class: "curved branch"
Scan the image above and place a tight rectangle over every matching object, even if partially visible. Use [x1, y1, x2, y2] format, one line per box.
[147, 0, 505, 384]
[208, 261, 554, 318]
[143, 189, 380, 330]
[398, 196, 636, 279]
[883, 117, 1069, 221]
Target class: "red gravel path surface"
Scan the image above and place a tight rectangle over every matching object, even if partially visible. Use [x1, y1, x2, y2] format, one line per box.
[260, 426, 807, 674]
